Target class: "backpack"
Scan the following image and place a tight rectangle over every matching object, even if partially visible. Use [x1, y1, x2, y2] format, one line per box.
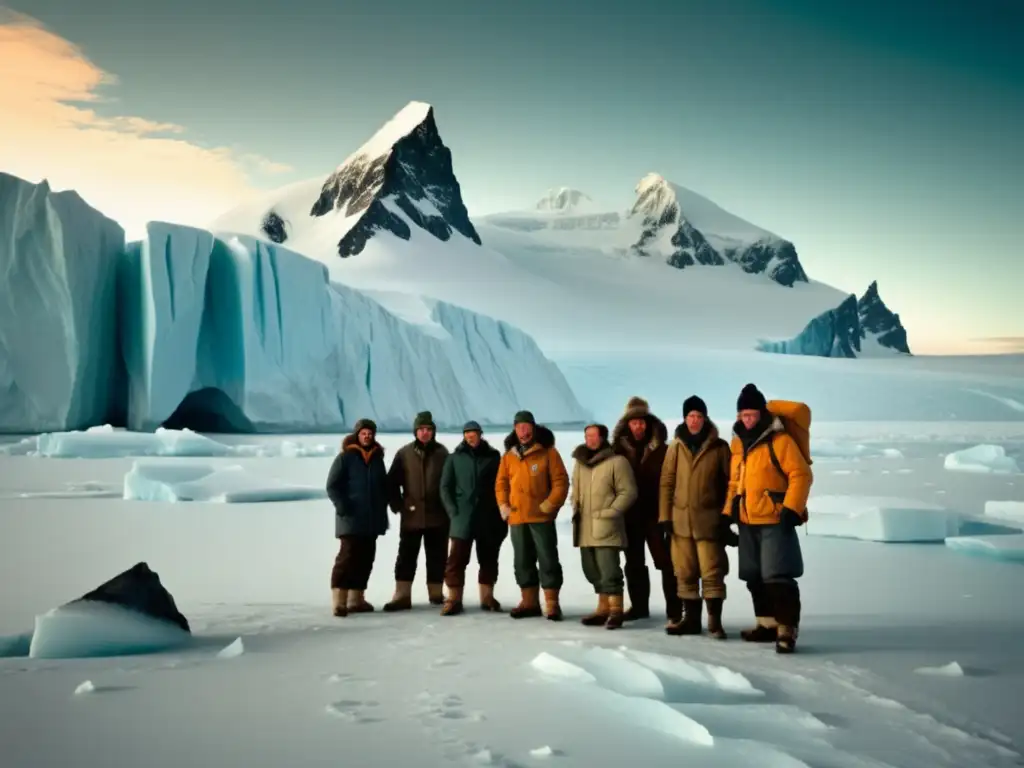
[764, 400, 812, 474]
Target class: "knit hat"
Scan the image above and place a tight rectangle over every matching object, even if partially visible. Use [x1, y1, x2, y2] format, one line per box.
[353, 418, 377, 434]
[413, 411, 436, 431]
[682, 395, 708, 417]
[584, 423, 609, 441]
[462, 420, 482, 434]
[736, 383, 767, 412]
[513, 410, 535, 426]
[622, 396, 650, 422]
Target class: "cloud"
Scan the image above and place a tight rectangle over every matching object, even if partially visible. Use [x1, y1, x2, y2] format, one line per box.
[970, 337, 1024, 354]
[0, 10, 292, 239]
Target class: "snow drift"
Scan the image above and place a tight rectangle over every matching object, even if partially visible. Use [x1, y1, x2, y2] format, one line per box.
[0, 173, 125, 433]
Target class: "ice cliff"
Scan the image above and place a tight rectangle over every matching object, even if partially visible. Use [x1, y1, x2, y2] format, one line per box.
[0, 173, 125, 433]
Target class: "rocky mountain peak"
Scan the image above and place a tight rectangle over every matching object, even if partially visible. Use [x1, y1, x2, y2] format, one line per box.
[858, 281, 911, 354]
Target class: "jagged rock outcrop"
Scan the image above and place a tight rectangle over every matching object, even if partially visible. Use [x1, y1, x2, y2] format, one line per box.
[858, 281, 911, 354]
[72, 562, 191, 633]
[759, 282, 912, 357]
[628, 173, 807, 287]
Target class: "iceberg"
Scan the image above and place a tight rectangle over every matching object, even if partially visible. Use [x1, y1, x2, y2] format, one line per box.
[0, 173, 125, 433]
[945, 534, 1024, 563]
[943, 445, 1020, 474]
[807, 495, 959, 542]
[123, 460, 326, 503]
[120, 221, 588, 432]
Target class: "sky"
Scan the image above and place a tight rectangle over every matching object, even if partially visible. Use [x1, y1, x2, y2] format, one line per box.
[1, 0, 1021, 356]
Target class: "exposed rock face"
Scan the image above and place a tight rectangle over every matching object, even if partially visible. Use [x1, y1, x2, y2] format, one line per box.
[306, 103, 481, 258]
[72, 561, 191, 633]
[627, 173, 807, 286]
[858, 281, 911, 354]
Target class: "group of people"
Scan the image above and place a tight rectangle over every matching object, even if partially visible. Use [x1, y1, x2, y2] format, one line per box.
[325, 382, 813, 654]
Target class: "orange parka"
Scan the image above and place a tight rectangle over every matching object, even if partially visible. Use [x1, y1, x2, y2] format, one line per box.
[495, 426, 569, 525]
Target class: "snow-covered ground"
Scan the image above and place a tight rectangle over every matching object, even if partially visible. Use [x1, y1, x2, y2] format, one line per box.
[1, 424, 1023, 767]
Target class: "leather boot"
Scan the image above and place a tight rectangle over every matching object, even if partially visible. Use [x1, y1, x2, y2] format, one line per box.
[479, 583, 502, 612]
[543, 588, 563, 621]
[770, 582, 801, 653]
[705, 597, 726, 639]
[665, 599, 703, 635]
[383, 581, 413, 612]
[605, 594, 624, 630]
[509, 586, 543, 619]
[662, 569, 682, 622]
[740, 616, 778, 642]
[776, 624, 798, 654]
[624, 568, 651, 621]
[441, 585, 464, 616]
[427, 582, 444, 605]
[347, 589, 374, 613]
[581, 594, 609, 626]
[331, 587, 348, 618]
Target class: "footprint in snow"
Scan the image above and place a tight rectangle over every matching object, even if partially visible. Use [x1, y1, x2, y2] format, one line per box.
[325, 698, 382, 724]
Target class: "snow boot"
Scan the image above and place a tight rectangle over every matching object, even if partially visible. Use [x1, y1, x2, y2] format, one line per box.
[347, 590, 374, 613]
[441, 586, 464, 616]
[665, 599, 703, 636]
[705, 597, 726, 640]
[776, 625, 798, 654]
[581, 594, 610, 626]
[383, 581, 413, 612]
[662, 570, 682, 622]
[623, 570, 650, 621]
[331, 588, 349, 618]
[740, 616, 779, 642]
[509, 587, 543, 619]
[605, 594, 624, 630]
[479, 583, 503, 612]
[427, 582, 445, 606]
[543, 588, 563, 621]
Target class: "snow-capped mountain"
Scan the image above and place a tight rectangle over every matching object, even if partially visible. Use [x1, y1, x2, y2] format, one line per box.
[535, 187, 593, 212]
[215, 101, 480, 259]
[759, 282, 912, 358]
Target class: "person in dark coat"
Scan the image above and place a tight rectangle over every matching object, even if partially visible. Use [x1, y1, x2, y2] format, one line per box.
[384, 411, 451, 611]
[438, 421, 507, 615]
[326, 418, 390, 617]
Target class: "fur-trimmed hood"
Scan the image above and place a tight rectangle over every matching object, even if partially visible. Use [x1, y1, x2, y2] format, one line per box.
[732, 415, 783, 450]
[504, 424, 556, 452]
[571, 442, 614, 464]
[612, 412, 668, 451]
[342, 432, 384, 461]
[673, 419, 722, 450]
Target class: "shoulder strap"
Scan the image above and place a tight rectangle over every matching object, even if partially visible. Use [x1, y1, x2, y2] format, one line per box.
[767, 436, 786, 480]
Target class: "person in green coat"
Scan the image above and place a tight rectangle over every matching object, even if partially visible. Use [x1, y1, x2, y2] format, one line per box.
[439, 421, 508, 615]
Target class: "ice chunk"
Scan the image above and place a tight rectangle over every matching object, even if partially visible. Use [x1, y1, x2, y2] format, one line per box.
[74, 680, 97, 695]
[123, 460, 326, 503]
[34, 425, 232, 458]
[216, 637, 245, 658]
[0, 173, 124, 433]
[915, 661, 965, 677]
[944, 445, 1020, 474]
[945, 534, 1024, 563]
[620, 648, 763, 698]
[985, 500, 1024, 525]
[120, 223, 587, 432]
[813, 440, 904, 459]
[29, 601, 190, 659]
[529, 746, 556, 758]
[0, 632, 32, 658]
[530, 652, 597, 684]
[808, 495, 959, 542]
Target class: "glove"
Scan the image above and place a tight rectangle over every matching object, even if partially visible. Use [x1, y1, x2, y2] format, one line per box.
[782, 507, 804, 528]
[499, 504, 512, 521]
[719, 516, 739, 547]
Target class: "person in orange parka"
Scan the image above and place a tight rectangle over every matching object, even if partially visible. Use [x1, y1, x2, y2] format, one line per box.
[723, 384, 813, 654]
[495, 410, 570, 621]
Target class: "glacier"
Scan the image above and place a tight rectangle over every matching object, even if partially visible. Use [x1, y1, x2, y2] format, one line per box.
[121, 221, 587, 432]
[0, 173, 125, 433]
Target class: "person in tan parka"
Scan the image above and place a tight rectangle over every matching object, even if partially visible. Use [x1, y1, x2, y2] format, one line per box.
[659, 395, 734, 638]
[724, 383, 813, 654]
[495, 410, 570, 620]
[570, 423, 638, 629]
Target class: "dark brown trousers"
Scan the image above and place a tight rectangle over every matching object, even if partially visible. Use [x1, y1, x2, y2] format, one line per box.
[444, 533, 505, 588]
[330, 535, 377, 590]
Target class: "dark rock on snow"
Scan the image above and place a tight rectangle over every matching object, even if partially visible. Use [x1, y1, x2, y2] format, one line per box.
[71, 561, 190, 633]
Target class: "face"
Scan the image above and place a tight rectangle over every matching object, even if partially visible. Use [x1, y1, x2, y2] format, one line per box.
[464, 430, 482, 448]
[515, 423, 534, 443]
[357, 428, 374, 447]
[584, 426, 603, 450]
[416, 426, 434, 444]
[685, 412, 706, 434]
[739, 409, 761, 430]
[628, 418, 646, 441]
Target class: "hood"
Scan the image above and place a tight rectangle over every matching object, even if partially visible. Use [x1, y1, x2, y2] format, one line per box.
[504, 424, 555, 452]
[572, 442, 615, 464]
[612, 411, 668, 449]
